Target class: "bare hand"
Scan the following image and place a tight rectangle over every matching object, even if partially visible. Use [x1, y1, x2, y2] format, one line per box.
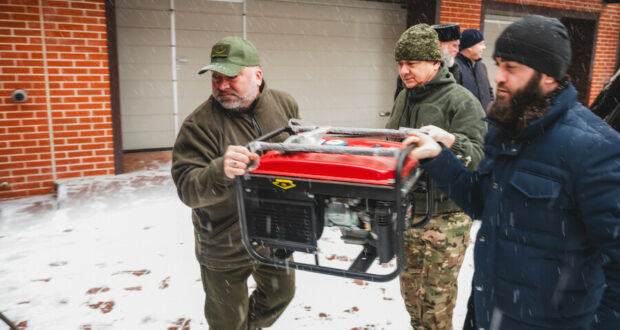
[420, 125, 455, 148]
[402, 131, 442, 160]
[223, 145, 259, 179]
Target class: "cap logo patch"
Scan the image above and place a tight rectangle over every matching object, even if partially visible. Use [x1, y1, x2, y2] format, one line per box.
[211, 44, 230, 59]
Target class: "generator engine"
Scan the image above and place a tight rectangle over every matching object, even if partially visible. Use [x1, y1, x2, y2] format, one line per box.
[236, 123, 432, 282]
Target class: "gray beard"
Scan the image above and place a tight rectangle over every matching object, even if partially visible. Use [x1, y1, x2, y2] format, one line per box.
[444, 55, 455, 67]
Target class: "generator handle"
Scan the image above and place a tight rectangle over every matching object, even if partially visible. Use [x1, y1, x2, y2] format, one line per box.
[395, 145, 433, 229]
[245, 125, 295, 147]
[393, 143, 418, 276]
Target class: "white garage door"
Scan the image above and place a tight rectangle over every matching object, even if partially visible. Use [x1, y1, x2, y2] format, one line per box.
[117, 0, 406, 150]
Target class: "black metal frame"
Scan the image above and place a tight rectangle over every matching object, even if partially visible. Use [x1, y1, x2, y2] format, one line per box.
[235, 125, 433, 282]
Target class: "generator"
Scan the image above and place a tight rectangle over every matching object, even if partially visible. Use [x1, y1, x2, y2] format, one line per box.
[235, 123, 433, 282]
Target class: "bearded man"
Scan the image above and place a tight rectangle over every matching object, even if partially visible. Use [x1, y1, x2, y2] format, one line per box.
[171, 36, 298, 330]
[403, 15, 620, 329]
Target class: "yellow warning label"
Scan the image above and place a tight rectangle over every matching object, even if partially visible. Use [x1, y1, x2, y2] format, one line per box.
[272, 179, 296, 190]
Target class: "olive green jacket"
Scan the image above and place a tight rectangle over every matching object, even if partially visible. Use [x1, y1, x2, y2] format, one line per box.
[171, 82, 299, 268]
[386, 63, 487, 214]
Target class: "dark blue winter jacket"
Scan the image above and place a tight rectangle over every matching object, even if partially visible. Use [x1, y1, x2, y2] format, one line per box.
[422, 84, 620, 329]
[456, 53, 494, 112]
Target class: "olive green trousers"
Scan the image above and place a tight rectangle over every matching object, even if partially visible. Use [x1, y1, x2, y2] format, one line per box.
[200, 263, 295, 330]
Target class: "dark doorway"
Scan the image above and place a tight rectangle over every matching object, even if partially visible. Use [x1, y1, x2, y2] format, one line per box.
[561, 17, 597, 105]
[483, 2, 600, 105]
[405, 0, 439, 27]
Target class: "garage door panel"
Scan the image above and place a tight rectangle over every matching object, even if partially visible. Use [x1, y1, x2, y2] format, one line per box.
[119, 81, 173, 100]
[122, 114, 175, 133]
[175, 13, 243, 31]
[175, 30, 243, 49]
[175, 0, 242, 13]
[259, 50, 394, 67]
[117, 0, 169, 10]
[117, 0, 405, 150]
[119, 63, 171, 81]
[119, 46, 170, 64]
[248, 17, 400, 39]
[116, 8, 170, 29]
[120, 97, 174, 117]
[250, 34, 397, 53]
[117, 27, 171, 46]
[123, 131, 176, 151]
[252, 0, 403, 24]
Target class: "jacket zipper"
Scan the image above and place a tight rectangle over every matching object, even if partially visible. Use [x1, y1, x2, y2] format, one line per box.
[250, 113, 262, 136]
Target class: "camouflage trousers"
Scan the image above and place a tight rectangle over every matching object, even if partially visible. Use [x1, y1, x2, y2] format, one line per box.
[400, 211, 472, 330]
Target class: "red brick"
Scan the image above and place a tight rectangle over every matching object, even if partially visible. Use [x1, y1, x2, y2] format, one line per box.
[44, 30, 72, 38]
[11, 13, 39, 21]
[8, 126, 35, 133]
[1, 52, 30, 59]
[83, 169, 108, 176]
[50, 103, 76, 110]
[67, 137, 92, 144]
[13, 168, 39, 176]
[11, 182, 42, 190]
[71, 16, 98, 25]
[56, 171, 80, 179]
[25, 160, 51, 167]
[26, 174, 53, 182]
[9, 139, 37, 147]
[11, 154, 38, 162]
[6, 112, 35, 119]
[0, 21, 27, 28]
[81, 143, 105, 150]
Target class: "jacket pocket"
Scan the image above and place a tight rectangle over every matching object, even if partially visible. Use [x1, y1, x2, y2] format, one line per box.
[508, 170, 565, 235]
[510, 170, 561, 199]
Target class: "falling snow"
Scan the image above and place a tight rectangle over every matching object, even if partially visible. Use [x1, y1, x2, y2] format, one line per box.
[0, 162, 476, 329]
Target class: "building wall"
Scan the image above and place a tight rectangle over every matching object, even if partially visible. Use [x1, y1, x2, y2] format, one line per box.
[439, 0, 620, 105]
[0, 0, 113, 199]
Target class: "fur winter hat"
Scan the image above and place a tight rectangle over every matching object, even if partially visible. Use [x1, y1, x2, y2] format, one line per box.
[432, 23, 460, 42]
[395, 24, 442, 62]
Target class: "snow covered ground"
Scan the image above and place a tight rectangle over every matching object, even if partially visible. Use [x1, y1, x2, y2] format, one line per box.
[0, 162, 477, 329]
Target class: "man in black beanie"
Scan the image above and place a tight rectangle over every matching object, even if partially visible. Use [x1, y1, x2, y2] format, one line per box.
[402, 15, 620, 330]
[455, 29, 494, 111]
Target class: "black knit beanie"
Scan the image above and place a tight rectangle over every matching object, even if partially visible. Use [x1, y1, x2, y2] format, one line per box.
[460, 29, 484, 50]
[493, 15, 571, 81]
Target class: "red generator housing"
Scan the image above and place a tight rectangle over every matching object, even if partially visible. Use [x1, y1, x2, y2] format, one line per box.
[235, 124, 432, 282]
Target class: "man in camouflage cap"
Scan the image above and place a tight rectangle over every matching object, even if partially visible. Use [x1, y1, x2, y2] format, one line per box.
[172, 36, 298, 330]
[386, 23, 487, 329]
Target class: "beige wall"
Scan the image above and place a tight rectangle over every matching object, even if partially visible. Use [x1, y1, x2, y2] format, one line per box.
[116, 0, 406, 150]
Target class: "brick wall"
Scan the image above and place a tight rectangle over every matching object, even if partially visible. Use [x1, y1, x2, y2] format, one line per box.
[438, 0, 620, 105]
[0, 0, 113, 199]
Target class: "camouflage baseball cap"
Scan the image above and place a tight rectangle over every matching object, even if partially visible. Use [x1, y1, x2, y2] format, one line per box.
[197, 36, 260, 77]
[395, 24, 442, 62]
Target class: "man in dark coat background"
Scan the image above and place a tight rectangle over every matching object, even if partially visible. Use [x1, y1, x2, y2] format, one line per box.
[403, 15, 620, 329]
[590, 68, 620, 132]
[455, 29, 494, 111]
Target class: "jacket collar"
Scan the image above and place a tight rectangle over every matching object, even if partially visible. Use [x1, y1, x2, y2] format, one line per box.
[408, 62, 455, 101]
[484, 83, 578, 147]
[457, 53, 479, 67]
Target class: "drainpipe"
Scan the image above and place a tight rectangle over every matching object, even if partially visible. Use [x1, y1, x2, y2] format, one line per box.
[243, 0, 247, 39]
[170, 0, 179, 138]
